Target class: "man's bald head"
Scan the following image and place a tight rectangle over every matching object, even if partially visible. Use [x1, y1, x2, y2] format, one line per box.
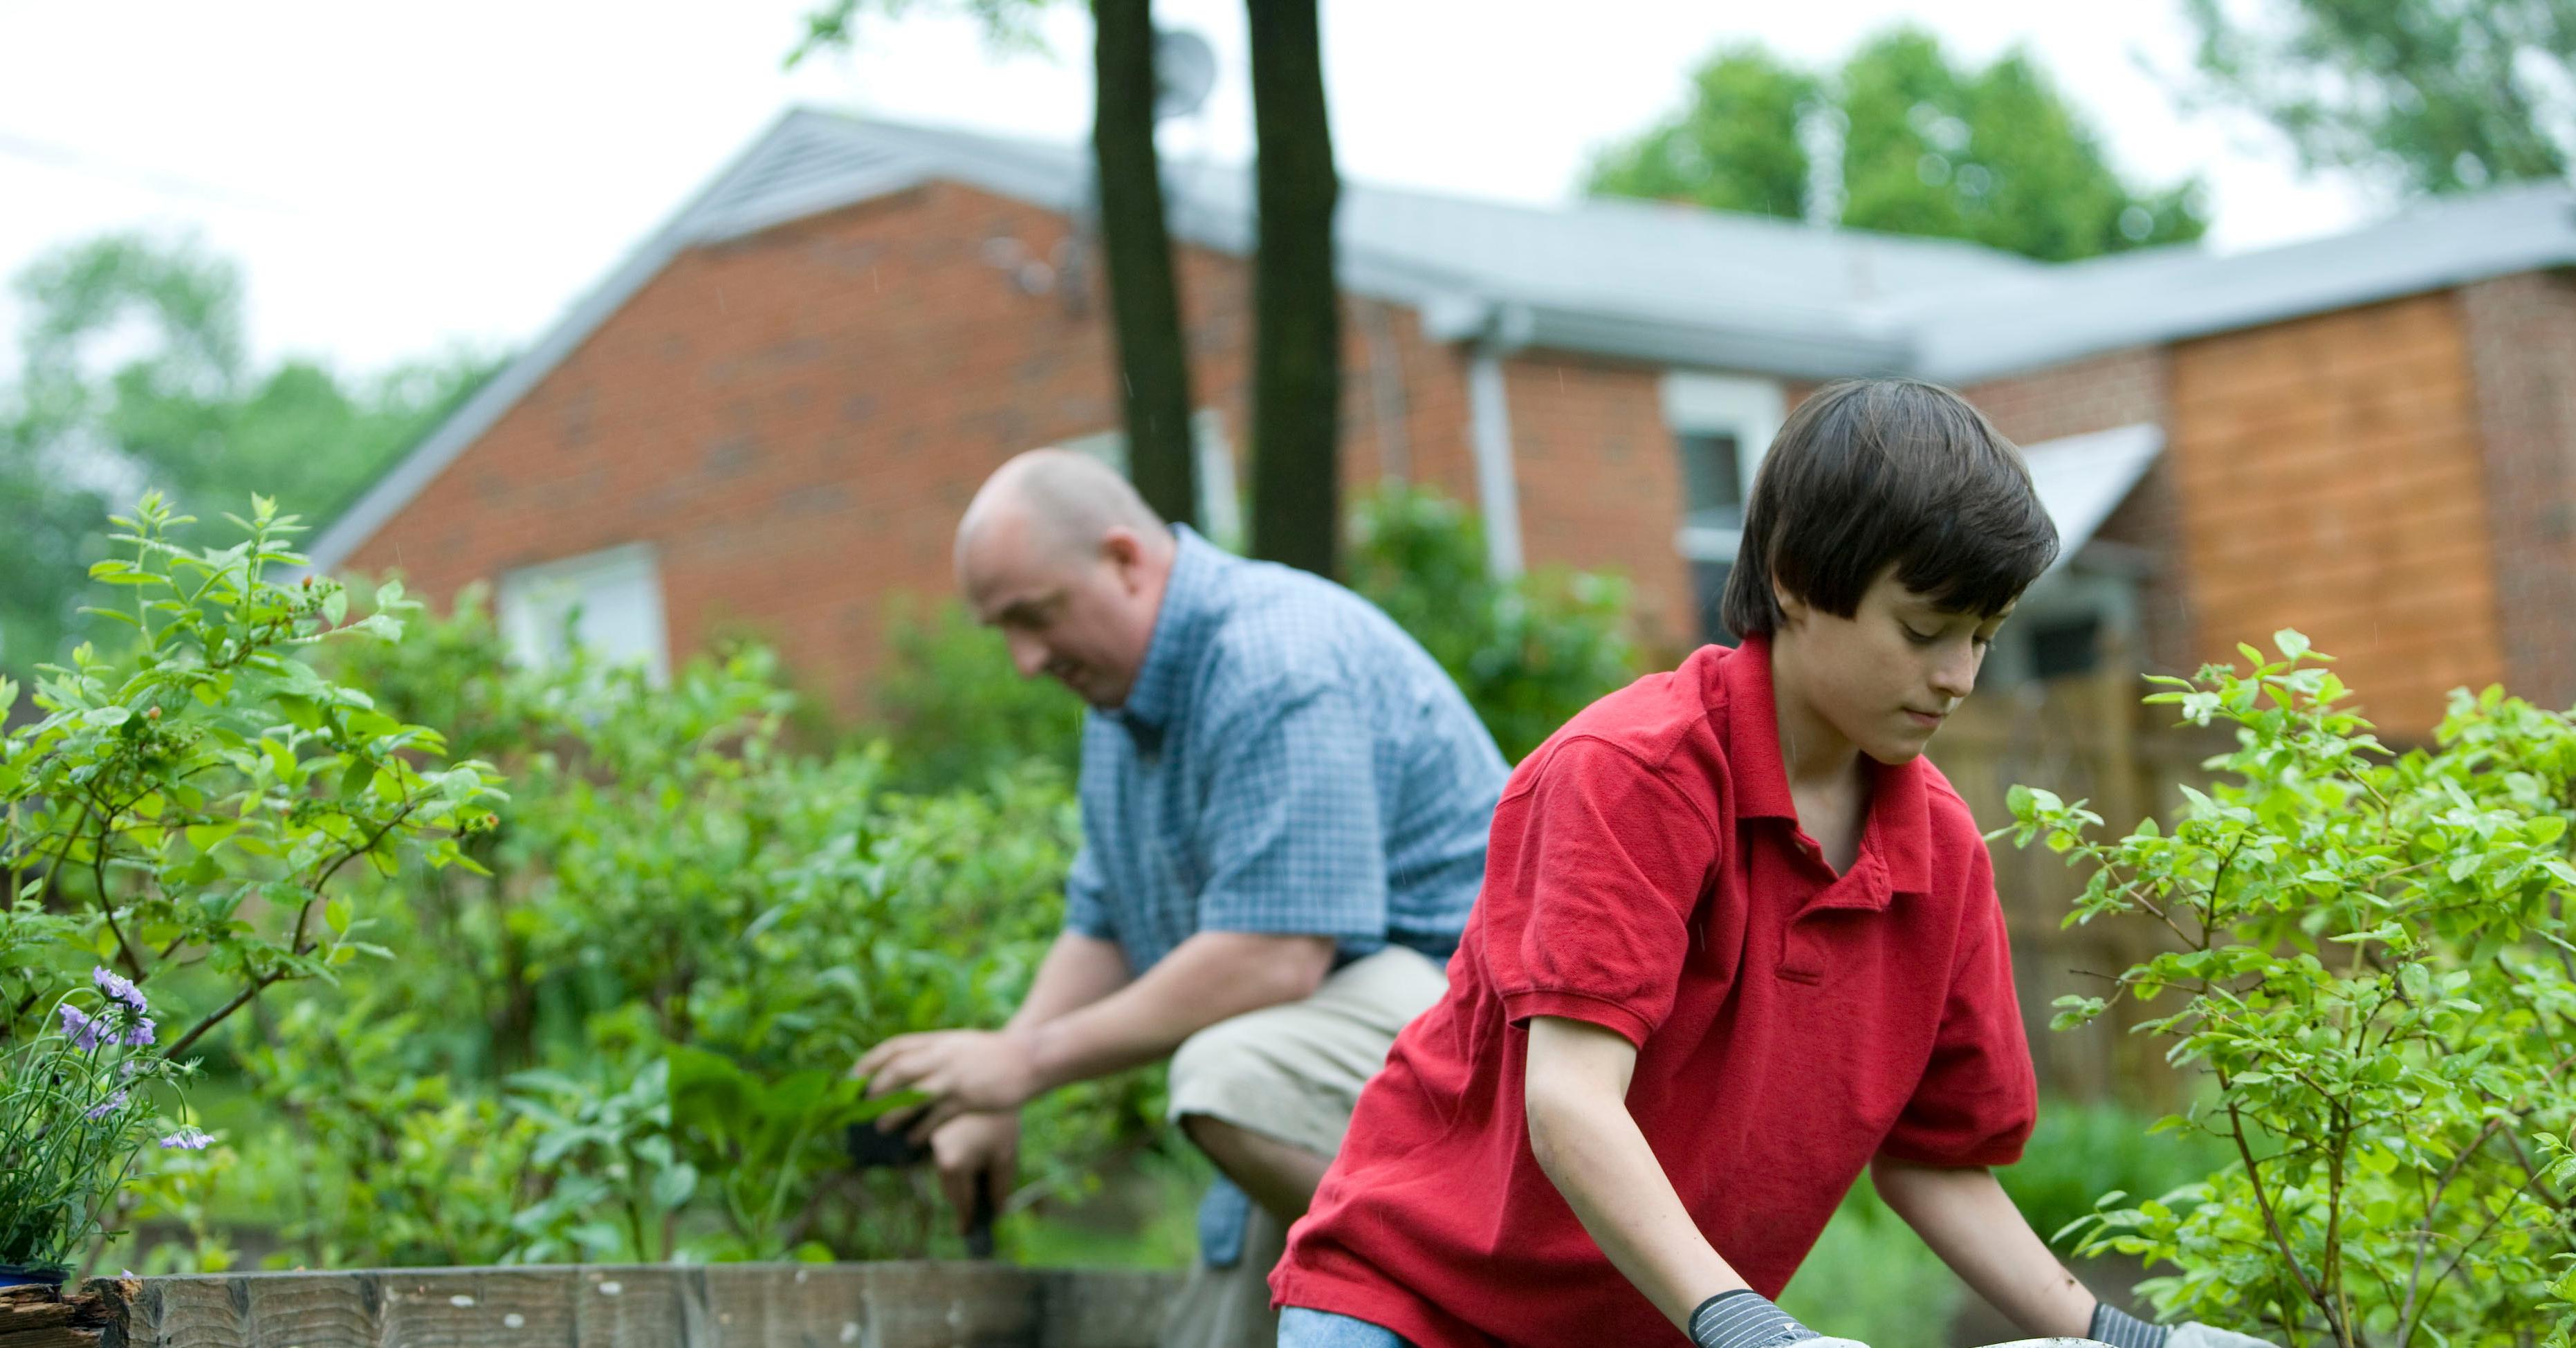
[953, 448, 1179, 709]
[957, 448, 1170, 571]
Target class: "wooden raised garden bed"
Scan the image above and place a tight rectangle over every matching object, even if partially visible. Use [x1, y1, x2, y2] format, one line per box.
[2, 1263, 1182, 1347]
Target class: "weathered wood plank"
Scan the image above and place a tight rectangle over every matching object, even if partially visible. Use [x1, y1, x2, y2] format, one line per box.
[112, 1264, 1181, 1348]
[0, 1280, 123, 1348]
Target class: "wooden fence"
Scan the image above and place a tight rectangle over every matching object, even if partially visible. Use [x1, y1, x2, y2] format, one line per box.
[3, 1263, 1184, 1348]
[1933, 663, 2229, 1103]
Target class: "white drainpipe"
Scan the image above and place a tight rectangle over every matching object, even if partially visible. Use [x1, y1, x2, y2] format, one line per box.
[1428, 296, 1534, 582]
[1467, 345, 1524, 580]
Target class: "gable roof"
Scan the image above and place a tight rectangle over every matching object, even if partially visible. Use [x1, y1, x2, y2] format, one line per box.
[307, 108, 2576, 573]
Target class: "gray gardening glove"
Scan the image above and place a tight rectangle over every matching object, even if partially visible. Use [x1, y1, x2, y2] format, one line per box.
[2090, 1304, 2280, 1348]
[1687, 1291, 1868, 1348]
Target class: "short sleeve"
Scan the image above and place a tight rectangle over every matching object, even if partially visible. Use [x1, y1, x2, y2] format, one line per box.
[1062, 844, 1119, 943]
[1877, 846, 2039, 1167]
[1483, 738, 1718, 1047]
[1192, 683, 1388, 943]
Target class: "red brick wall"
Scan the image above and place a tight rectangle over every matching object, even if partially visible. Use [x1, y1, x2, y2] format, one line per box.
[342, 182, 1496, 718]
[1960, 349, 2193, 676]
[1965, 347, 2169, 448]
[2168, 293, 2503, 738]
[1501, 353, 1695, 649]
[2459, 273, 2576, 710]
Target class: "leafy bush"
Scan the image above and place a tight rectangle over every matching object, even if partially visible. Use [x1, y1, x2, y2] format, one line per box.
[0, 493, 498, 1274]
[867, 600, 1082, 793]
[2007, 631, 2576, 1347]
[1776, 1176, 1963, 1348]
[1347, 485, 1641, 761]
[1998, 1096, 2232, 1258]
[194, 593, 1154, 1268]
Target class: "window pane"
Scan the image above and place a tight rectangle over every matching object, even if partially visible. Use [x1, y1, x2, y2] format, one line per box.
[2029, 615, 2101, 680]
[1678, 432, 1744, 529]
[1691, 560, 1738, 647]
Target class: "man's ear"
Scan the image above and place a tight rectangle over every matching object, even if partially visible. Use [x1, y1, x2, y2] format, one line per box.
[1101, 527, 1144, 589]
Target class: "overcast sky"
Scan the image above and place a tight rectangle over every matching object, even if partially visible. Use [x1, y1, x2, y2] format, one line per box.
[0, 0, 2378, 376]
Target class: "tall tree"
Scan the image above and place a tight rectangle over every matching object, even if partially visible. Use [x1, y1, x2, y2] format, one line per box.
[2173, 0, 2576, 194]
[1589, 27, 2207, 262]
[1244, 0, 1341, 578]
[794, 0, 1197, 529]
[0, 233, 493, 681]
[1089, 0, 1197, 528]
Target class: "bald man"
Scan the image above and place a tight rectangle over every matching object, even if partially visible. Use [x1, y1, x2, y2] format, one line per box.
[858, 450, 1509, 1348]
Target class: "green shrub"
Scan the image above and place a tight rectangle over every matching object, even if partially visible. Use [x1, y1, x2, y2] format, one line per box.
[867, 600, 1083, 793]
[1998, 1096, 2232, 1256]
[192, 595, 1155, 1268]
[1776, 1176, 1963, 1348]
[2009, 631, 2576, 1347]
[0, 493, 499, 1275]
[1347, 484, 1641, 761]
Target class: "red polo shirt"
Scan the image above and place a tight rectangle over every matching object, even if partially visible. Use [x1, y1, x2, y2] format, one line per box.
[1271, 636, 2036, 1348]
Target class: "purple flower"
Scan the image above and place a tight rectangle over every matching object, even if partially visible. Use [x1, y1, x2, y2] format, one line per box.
[57, 1004, 106, 1051]
[158, 1127, 212, 1151]
[85, 1089, 128, 1120]
[91, 967, 148, 1015]
[123, 1017, 156, 1048]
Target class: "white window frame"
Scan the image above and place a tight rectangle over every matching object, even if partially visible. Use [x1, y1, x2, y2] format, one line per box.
[495, 542, 672, 686]
[1661, 372, 1785, 564]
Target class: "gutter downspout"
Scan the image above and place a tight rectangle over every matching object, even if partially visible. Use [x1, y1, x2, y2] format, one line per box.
[1430, 296, 1534, 581]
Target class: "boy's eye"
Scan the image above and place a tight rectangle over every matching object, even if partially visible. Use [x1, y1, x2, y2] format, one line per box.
[1901, 625, 1938, 645]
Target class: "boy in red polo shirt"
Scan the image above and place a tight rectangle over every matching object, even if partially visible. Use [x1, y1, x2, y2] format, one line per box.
[1271, 380, 2276, 1348]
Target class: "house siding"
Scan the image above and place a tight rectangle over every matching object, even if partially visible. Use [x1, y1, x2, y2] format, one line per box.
[2168, 293, 2502, 738]
[2460, 271, 2576, 712]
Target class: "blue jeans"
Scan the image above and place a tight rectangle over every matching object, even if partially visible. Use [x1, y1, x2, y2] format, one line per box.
[1276, 1307, 1413, 1348]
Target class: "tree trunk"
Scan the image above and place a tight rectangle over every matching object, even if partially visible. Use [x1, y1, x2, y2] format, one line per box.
[1090, 0, 1197, 529]
[1245, 0, 1341, 578]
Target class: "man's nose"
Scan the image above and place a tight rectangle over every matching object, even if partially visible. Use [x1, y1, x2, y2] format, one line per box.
[1006, 632, 1049, 680]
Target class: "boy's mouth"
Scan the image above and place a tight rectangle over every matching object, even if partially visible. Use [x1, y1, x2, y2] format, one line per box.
[1902, 707, 1946, 729]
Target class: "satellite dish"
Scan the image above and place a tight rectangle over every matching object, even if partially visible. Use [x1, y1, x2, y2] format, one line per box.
[1154, 28, 1216, 120]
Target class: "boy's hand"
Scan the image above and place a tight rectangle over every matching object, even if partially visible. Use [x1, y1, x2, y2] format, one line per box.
[2171, 1328, 2278, 1348]
[2091, 1304, 2280, 1348]
[1686, 1291, 1868, 1348]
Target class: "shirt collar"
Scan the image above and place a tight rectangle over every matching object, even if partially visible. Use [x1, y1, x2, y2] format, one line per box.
[1112, 524, 1222, 734]
[1715, 634, 1933, 897]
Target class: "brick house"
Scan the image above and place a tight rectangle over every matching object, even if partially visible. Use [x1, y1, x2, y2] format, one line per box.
[309, 110, 2576, 738]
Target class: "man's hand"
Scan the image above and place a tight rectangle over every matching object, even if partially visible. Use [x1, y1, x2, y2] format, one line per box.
[854, 1028, 1042, 1139]
[926, 1111, 1018, 1235]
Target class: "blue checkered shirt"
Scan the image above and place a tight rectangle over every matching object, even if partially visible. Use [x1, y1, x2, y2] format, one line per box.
[1062, 526, 1507, 975]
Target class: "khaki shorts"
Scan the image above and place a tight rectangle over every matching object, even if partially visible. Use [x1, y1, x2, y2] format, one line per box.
[1157, 945, 1451, 1348]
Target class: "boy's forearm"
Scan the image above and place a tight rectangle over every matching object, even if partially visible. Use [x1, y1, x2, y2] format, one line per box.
[1523, 1017, 1747, 1333]
[1868, 1156, 2095, 1337]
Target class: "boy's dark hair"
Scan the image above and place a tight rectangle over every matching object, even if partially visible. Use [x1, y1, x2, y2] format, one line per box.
[1719, 378, 2059, 639]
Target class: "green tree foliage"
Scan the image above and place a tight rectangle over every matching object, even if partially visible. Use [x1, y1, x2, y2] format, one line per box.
[1588, 28, 2207, 261]
[2009, 632, 2576, 1345]
[2175, 0, 2576, 195]
[0, 234, 495, 680]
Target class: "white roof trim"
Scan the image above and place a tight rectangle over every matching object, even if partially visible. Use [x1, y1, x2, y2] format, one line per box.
[310, 109, 2570, 574]
[2021, 422, 2164, 567]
